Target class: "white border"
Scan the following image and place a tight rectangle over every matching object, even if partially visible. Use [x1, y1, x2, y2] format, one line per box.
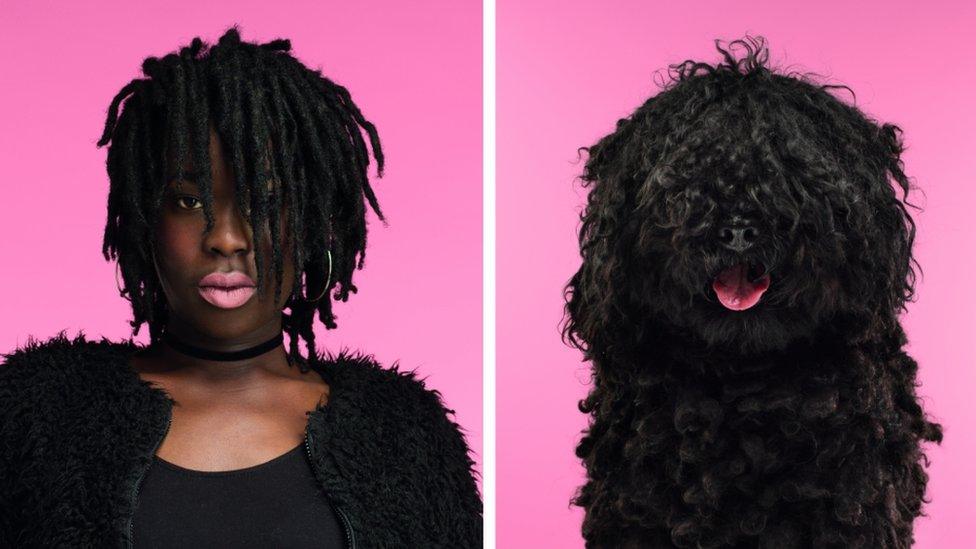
[483, 0, 496, 546]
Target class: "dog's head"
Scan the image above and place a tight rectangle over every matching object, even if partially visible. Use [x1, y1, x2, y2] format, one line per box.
[563, 36, 919, 357]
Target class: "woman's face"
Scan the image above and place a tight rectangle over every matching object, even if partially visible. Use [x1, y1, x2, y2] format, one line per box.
[152, 123, 295, 344]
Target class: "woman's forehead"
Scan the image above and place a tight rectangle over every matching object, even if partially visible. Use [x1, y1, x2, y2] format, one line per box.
[165, 126, 274, 181]
[165, 124, 222, 169]
[166, 123, 272, 173]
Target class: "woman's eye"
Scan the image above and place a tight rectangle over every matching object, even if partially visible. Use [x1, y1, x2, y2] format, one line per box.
[176, 195, 202, 210]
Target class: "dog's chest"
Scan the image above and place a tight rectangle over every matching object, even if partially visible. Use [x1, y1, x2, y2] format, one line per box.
[626, 354, 874, 504]
[587, 345, 930, 548]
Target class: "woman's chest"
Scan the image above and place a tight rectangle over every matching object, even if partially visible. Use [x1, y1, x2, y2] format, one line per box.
[139, 371, 329, 472]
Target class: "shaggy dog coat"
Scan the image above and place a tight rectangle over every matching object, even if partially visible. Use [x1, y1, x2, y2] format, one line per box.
[0, 332, 482, 548]
[563, 37, 943, 548]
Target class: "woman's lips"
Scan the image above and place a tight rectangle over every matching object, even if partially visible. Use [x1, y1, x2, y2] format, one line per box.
[197, 271, 257, 309]
[198, 285, 256, 309]
[198, 271, 255, 288]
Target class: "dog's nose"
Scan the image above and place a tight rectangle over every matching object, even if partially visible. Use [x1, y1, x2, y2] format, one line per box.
[717, 223, 760, 252]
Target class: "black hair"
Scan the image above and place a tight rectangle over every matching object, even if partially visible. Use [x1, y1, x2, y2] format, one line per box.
[562, 34, 921, 359]
[560, 36, 941, 547]
[97, 24, 384, 370]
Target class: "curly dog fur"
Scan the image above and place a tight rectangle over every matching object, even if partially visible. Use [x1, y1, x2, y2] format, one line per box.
[562, 36, 943, 548]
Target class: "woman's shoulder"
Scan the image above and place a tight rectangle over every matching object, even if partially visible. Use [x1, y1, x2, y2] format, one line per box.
[309, 348, 465, 424]
[306, 348, 483, 539]
[309, 348, 477, 465]
[0, 330, 137, 373]
[0, 332, 133, 450]
[0, 331, 140, 416]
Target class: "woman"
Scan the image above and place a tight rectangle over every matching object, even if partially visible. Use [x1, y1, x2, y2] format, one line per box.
[0, 26, 482, 548]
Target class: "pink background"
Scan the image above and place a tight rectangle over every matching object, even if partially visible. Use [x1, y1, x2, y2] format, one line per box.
[499, 1, 974, 547]
[0, 1, 482, 493]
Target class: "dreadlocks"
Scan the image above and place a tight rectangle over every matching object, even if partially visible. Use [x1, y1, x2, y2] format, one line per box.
[97, 24, 385, 371]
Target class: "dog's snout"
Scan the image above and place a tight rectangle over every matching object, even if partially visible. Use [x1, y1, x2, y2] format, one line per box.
[717, 223, 760, 252]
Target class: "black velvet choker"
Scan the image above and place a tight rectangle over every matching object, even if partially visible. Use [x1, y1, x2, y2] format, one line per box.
[162, 331, 284, 361]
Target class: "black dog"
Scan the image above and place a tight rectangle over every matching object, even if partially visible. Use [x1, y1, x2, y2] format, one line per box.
[562, 36, 943, 548]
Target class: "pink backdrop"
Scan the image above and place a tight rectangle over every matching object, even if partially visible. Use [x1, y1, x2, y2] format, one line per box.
[499, 1, 974, 547]
[0, 1, 482, 493]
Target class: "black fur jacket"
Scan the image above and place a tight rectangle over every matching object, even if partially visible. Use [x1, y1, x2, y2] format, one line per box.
[0, 332, 482, 548]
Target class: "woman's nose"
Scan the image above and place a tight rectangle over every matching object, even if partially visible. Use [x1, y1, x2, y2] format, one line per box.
[203, 204, 252, 257]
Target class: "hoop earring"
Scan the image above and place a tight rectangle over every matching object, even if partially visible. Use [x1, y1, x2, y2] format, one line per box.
[305, 249, 333, 302]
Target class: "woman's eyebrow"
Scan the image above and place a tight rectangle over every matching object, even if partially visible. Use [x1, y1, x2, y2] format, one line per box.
[165, 172, 278, 190]
[165, 168, 205, 183]
[165, 179, 199, 193]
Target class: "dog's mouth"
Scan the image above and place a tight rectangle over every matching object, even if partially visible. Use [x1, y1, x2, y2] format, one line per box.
[712, 261, 771, 311]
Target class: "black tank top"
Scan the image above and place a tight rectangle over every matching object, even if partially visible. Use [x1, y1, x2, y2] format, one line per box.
[132, 442, 347, 548]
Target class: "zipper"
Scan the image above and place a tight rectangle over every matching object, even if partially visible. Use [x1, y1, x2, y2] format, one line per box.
[126, 405, 173, 548]
[304, 427, 356, 549]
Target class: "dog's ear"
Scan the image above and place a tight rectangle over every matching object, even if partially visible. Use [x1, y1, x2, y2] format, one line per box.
[864, 122, 919, 320]
[562, 117, 644, 360]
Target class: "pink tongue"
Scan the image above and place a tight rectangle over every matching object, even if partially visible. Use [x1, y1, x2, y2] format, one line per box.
[712, 264, 771, 311]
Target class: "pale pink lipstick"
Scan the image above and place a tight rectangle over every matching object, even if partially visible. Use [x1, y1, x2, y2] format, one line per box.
[197, 271, 256, 309]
